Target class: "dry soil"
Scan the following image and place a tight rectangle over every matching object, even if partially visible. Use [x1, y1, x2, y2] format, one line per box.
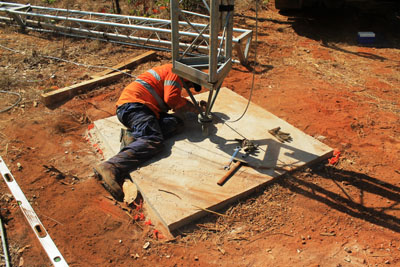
[0, 1, 399, 266]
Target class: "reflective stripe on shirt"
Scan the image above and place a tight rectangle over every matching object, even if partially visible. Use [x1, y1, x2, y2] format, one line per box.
[164, 80, 182, 90]
[135, 78, 169, 112]
[148, 69, 161, 81]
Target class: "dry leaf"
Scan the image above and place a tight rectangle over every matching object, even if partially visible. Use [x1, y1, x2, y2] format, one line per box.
[17, 245, 31, 254]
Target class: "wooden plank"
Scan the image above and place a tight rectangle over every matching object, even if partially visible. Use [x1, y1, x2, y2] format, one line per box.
[41, 70, 129, 106]
[90, 51, 156, 79]
[91, 88, 333, 233]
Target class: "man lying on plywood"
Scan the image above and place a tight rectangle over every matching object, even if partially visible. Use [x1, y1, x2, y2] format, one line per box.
[94, 63, 204, 201]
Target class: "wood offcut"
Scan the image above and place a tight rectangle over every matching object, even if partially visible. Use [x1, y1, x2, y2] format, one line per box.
[41, 70, 130, 106]
[90, 51, 156, 79]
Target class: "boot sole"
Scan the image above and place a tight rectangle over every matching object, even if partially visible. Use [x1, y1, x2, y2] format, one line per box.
[93, 168, 124, 202]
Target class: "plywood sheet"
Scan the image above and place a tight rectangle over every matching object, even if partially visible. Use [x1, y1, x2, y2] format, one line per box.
[92, 87, 333, 231]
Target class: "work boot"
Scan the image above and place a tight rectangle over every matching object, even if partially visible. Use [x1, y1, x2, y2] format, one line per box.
[120, 128, 135, 150]
[93, 162, 124, 201]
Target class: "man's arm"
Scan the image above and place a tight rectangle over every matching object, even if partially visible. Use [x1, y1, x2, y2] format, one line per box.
[175, 100, 199, 114]
[163, 72, 207, 114]
[175, 100, 207, 114]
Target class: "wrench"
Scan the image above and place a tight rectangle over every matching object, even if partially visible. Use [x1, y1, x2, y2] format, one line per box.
[224, 146, 241, 170]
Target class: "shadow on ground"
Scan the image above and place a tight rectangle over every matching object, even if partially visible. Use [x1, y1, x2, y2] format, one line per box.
[284, 4, 400, 49]
[280, 165, 400, 233]
[239, 3, 400, 50]
[175, 163, 400, 237]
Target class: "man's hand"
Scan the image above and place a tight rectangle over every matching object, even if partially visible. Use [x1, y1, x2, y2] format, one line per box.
[176, 100, 207, 114]
[175, 100, 198, 114]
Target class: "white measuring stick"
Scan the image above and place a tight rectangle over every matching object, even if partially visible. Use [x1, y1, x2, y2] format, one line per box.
[0, 157, 68, 266]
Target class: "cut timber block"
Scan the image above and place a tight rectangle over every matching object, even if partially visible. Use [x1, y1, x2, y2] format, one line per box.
[90, 51, 156, 79]
[41, 70, 129, 106]
[91, 88, 333, 233]
[123, 181, 138, 205]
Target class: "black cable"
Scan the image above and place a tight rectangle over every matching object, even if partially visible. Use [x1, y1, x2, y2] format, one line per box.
[224, 0, 259, 123]
[0, 90, 22, 113]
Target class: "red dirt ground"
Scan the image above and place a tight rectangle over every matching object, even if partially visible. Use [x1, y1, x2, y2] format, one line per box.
[0, 1, 399, 266]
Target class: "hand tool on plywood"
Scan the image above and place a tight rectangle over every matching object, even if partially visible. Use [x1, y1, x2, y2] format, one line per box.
[218, 159, 244, 186]
[217, 158, 295, 186]
[218, 139, 259, 186]
[223, 146, 241, 170]
[268, 127, 293, 143]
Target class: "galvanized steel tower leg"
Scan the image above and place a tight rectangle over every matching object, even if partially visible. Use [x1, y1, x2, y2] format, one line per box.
[170, 0, 235, 135]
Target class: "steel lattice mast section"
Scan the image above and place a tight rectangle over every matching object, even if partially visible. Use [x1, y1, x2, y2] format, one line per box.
[170, 0, 235, 135]
[0, 1, 246, 134]
[0, 2, 251, 65]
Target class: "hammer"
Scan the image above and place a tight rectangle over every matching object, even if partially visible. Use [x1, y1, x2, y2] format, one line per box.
[217, 158, 294, 186]
[217, 158, 246, 186]
[218, 139, 259, 186]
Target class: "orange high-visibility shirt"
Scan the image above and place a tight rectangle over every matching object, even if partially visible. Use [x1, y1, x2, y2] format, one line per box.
[116, 64, 188, 117]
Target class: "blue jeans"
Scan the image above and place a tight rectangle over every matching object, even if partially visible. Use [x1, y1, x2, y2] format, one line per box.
[106, 103, 184, 179]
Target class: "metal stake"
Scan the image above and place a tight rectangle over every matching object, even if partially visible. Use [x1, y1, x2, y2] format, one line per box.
[0, 214, 10, 267]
